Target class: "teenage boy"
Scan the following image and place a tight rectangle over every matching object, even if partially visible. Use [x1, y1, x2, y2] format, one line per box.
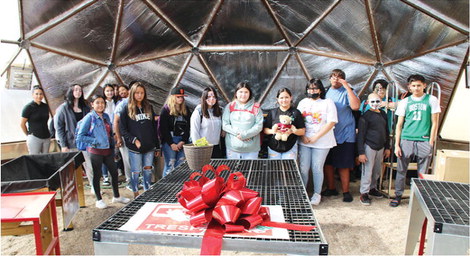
[391, 74, 440, 207]
[357, 93, 391, 205]
[324, 69, 361, 202]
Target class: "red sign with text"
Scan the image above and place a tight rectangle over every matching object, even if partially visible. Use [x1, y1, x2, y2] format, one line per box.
[120, 203, 288, 239]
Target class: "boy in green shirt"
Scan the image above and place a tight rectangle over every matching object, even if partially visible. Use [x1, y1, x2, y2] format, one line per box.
[391, 74, 441, 207]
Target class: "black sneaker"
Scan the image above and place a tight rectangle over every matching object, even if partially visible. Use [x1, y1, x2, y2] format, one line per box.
[343, 192, 353, 202]
[321, 189, 339, 196]
[369, 189, 383, 198]
[102, 180, 110, 186]
[360, 193, 371, 205]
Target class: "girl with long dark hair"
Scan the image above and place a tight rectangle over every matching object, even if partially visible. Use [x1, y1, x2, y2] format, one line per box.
[190, 87, 224, 158]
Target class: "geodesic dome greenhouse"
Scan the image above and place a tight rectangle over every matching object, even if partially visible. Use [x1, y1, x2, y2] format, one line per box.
[10, 0, 469, 115]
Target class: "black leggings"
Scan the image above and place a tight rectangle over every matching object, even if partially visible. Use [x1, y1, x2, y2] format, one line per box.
[89, 152, 119, 200]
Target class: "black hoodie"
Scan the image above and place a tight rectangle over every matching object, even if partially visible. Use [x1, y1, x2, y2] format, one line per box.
[120, 105, 160, 153]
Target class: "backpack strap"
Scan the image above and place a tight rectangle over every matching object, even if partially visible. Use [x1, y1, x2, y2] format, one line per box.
[251, 102, 260, 115]
[229, 101, 260, 115]
[196, 105, 203, 121]
[229, 101, 236, 112]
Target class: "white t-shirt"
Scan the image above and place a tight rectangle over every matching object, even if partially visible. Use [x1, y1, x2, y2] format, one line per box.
[395, 94, 441, 117]
[104, 99, 116, 124]
[297, 98, 338, 149]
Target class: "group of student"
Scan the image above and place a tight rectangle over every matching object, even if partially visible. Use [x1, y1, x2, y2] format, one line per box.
[20, 68, 440, 209]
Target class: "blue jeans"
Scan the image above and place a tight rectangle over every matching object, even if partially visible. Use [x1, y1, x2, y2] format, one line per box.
[102, 164, 109, 179]
[267, 143, 298, 159]
[298, 145, 330, 194]
[128, 150, 154, 192]
[226, 149, 258, 159]
[162, 136, 186, 177]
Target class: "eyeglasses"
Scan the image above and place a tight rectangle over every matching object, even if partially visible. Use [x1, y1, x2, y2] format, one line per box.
[369, 99, 381, 104]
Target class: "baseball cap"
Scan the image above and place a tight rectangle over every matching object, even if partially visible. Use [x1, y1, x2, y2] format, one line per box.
[170, 87, 187, 97]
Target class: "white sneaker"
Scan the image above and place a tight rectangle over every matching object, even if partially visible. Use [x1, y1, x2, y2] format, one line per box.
[112, 197, 130, 204]
[310, 193, 321, 206]
[96, 200, 107, 209]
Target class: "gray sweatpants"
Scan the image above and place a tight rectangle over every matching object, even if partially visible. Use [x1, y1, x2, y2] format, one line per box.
[360, 144, 384, 194]
[27, 135, 50, 154]
[395, 139, 433, 196]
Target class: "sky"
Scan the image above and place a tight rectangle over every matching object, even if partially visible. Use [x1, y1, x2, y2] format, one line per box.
[0, 0, 22, 76]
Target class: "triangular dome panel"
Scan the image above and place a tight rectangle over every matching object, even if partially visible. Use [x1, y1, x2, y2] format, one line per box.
[383, 42, 468, 116]
[114, 53, 190, 111]
[148, 0, 220, 44]
[260, 54, 309, 110]
[176, 55, 227, 108]
[201, 0, 287, 46]
[33, 0, 118, 64]
[115, 0, 191, 65]
[201, 51, 290, 101]
[406, 0, 469, 30]
[29, 46, 107, 112]
[267, 0, 336, 45]
[298, 0, 376, 63]
[299, 53, 375, 92]
[373, 0, 468, 63]
[22, 0, 84, 36]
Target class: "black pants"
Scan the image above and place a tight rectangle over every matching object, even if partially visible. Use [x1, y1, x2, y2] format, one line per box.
[211, 144, 225, 158]
[89, 152, 119, 200]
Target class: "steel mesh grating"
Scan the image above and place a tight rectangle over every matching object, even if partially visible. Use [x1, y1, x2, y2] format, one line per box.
[95, 160, 322, 243]
[414, 179, 469, 226]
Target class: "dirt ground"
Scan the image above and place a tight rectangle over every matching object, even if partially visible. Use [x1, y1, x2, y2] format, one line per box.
[1, 176, 416, 256]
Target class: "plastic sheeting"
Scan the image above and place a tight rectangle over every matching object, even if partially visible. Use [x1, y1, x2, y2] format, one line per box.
[9, 0, 469, 115]
[1, 151, 84, 193]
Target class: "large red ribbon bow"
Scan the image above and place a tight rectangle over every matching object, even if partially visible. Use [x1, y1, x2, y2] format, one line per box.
[176, 164, 315, 255]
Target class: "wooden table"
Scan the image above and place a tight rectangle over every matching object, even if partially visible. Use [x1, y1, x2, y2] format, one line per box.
[1, 192, 61, 255]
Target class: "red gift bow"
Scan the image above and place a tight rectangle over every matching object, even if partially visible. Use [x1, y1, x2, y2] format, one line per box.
[176, 164, 316, 255]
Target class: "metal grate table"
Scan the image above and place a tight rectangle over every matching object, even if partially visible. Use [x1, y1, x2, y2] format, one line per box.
[93, 159, 328, 255]
[405, 179, 469, 255]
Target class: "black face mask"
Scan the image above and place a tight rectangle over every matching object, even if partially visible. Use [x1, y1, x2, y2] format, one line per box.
[306, 93, 320, 99]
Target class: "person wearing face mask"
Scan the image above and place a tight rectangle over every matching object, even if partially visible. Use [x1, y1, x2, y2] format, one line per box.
[356, 93, 391, 206]
[190, 87, 225, 158]
[359, 79, 396, 132]
[297, 79, 338, 206]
